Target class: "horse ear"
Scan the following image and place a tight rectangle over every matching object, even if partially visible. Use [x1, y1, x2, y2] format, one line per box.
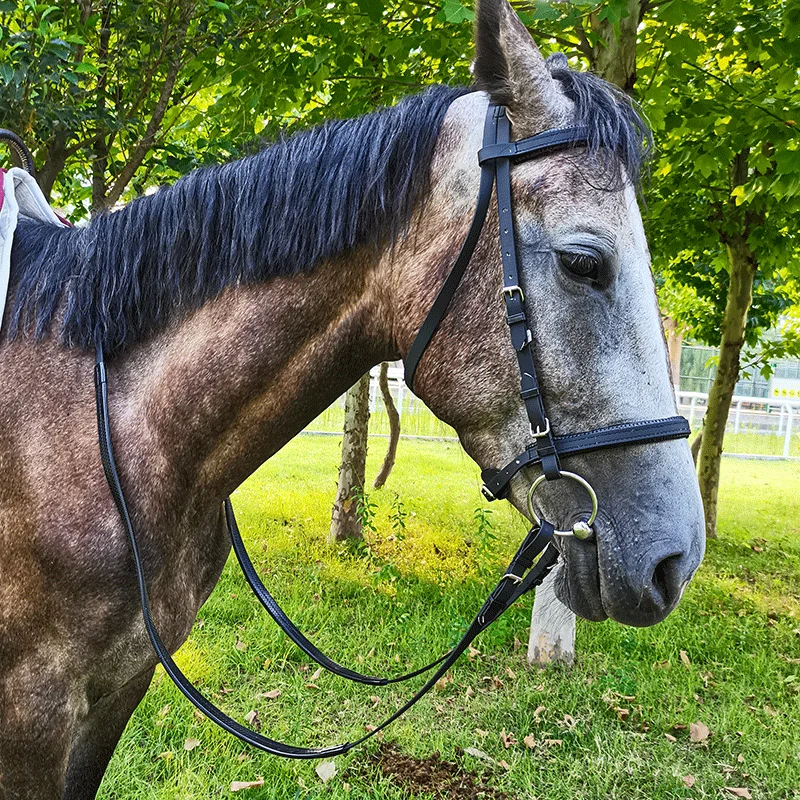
[473, 0, 569, 129]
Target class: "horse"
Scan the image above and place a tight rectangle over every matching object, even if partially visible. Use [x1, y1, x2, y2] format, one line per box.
[0, 0, 705, 796]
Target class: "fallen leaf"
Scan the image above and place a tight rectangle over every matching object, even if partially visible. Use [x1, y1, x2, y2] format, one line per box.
[244, 710, 260, 730]
[723, 789, 752, 799]
[506, 667, 517, 680]
[435, 673, 453, 691]
[680, 650, 691, 669]
[513, 637, 523, 651]
[482, 675, 504, 690]
[543, 739, 563, 747]
[465, 686, 475, 698]
[183, 738, 201, 751]
[682, 775, 697, 788]
[370, 695, 381, 709]
[316, 761, 336, 783]
[263, 658, 272, 670]
[737, 754, 745, 763]
[231, 778, 265, 792]
[467, 645, 481, 661]
[523, 734, 537, 749]
[653, 659, 671, 669]
[156, 750, 173, 761]
[500, 730, 517, 749]
[498, 760, 511, 771]
[751, 544, 764, 552]
[474, 728, 489, 738]
[305, 682, 319, 689]
[764, 704, 778, 717]
[261, 689, 282, 700]
[664, 733, 677, 743]
[614, 707, 630, 721]
[690, 721, 710, 743]
[310, 667, 323, 682]
[235, 638, 248, 652]
[533, 705, 546, 721]
[464, 747, 495, 764]
[158, 704, 171, 718]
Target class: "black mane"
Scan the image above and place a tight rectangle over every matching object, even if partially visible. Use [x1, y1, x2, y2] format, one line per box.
[10, 86, 464, 352]
[9, 67, 649, 354]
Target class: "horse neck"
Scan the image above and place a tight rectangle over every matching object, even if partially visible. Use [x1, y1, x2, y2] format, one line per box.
[114, 247, 397, 507]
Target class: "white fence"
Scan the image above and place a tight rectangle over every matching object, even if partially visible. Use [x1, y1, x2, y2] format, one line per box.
[677, 390, 800, 459]
[302, 370, 800, 460]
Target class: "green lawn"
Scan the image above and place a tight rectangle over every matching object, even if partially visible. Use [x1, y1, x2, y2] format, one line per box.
[100, 438, 800, 800]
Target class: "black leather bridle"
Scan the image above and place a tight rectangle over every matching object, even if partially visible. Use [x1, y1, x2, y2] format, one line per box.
[93, 102, 689, 758]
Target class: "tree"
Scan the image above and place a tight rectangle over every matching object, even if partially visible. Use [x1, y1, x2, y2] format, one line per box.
[641, 0, 800, 537]
[329, 374, 371, 543]
[513, 0, 800, 539]
[0, 0, 475, 215]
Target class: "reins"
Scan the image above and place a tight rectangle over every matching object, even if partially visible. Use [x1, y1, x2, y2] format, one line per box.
[89, 101, 691, 757]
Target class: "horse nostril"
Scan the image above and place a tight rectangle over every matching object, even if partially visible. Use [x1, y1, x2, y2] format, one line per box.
[651, 553, 683, 606]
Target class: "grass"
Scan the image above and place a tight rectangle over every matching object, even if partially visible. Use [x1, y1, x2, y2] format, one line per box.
[99, 438, 800, 800]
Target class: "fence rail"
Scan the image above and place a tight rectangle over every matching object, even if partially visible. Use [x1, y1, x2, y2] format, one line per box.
[302, 369, 800, 460]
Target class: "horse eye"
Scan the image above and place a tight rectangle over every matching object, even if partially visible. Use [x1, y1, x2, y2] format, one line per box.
[559, 250, 602, 280]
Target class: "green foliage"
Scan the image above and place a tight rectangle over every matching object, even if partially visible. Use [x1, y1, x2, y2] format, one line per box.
[0, 0, 474, 215]
[640, 0, 800, 346]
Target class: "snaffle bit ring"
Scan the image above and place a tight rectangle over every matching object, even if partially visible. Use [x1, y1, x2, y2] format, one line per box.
[527, 471, 598, 540]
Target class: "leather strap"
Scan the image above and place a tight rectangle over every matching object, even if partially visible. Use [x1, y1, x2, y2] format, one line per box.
[492, 107, 562, 481]
[480, 415, 691, 501]
[404, 109, 498, 390]
[227, 498, 450, 685]
[478, 125, 589, 166]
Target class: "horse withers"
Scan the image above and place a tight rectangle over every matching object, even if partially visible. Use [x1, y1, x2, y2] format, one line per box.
[0, 0, 704, 796]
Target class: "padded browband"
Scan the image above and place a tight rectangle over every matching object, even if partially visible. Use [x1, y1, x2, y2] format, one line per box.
[481, 415, 691, 501]
[478, 125, 589, 165]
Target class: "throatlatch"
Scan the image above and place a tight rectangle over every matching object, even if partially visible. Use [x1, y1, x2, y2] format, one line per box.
[94, 101, 689, 758]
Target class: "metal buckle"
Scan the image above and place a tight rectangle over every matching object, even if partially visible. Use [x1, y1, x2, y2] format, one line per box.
[502, 285, 524, 301]
[530, 418, 550, 438]
[502, 573, 523, 584]
[480, 484, 496, 502]
[526, 471, 598, 540]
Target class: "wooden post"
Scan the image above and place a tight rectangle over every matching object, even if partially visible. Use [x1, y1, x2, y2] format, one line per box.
[528, 570, 575, 666]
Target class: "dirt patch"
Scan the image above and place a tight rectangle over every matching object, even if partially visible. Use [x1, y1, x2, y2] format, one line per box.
[358, 742, 512, 799]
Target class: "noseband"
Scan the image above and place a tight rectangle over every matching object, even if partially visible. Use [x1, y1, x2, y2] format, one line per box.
[91, 102, 689, 758]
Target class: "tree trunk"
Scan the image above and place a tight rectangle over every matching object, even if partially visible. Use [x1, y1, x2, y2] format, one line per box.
[587, 0, 642, 92]
[696, 235, 757, 539]
[373, 362, 400, 489]
[528, 570, 575, 667]
[329, 374, 371, 543]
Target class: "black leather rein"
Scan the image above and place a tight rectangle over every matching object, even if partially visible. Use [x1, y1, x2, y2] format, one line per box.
[93, 102, 689, 758]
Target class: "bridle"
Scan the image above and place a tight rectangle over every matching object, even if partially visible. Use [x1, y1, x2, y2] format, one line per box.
[405, 104, 689, 533]
[91, 102, 690, 757]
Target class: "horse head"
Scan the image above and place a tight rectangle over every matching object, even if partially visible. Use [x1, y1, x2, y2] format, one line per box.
[395, 0, 704, 627]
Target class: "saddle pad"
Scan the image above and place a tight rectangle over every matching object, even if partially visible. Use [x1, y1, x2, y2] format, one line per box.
[0, 167, 69, 329]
